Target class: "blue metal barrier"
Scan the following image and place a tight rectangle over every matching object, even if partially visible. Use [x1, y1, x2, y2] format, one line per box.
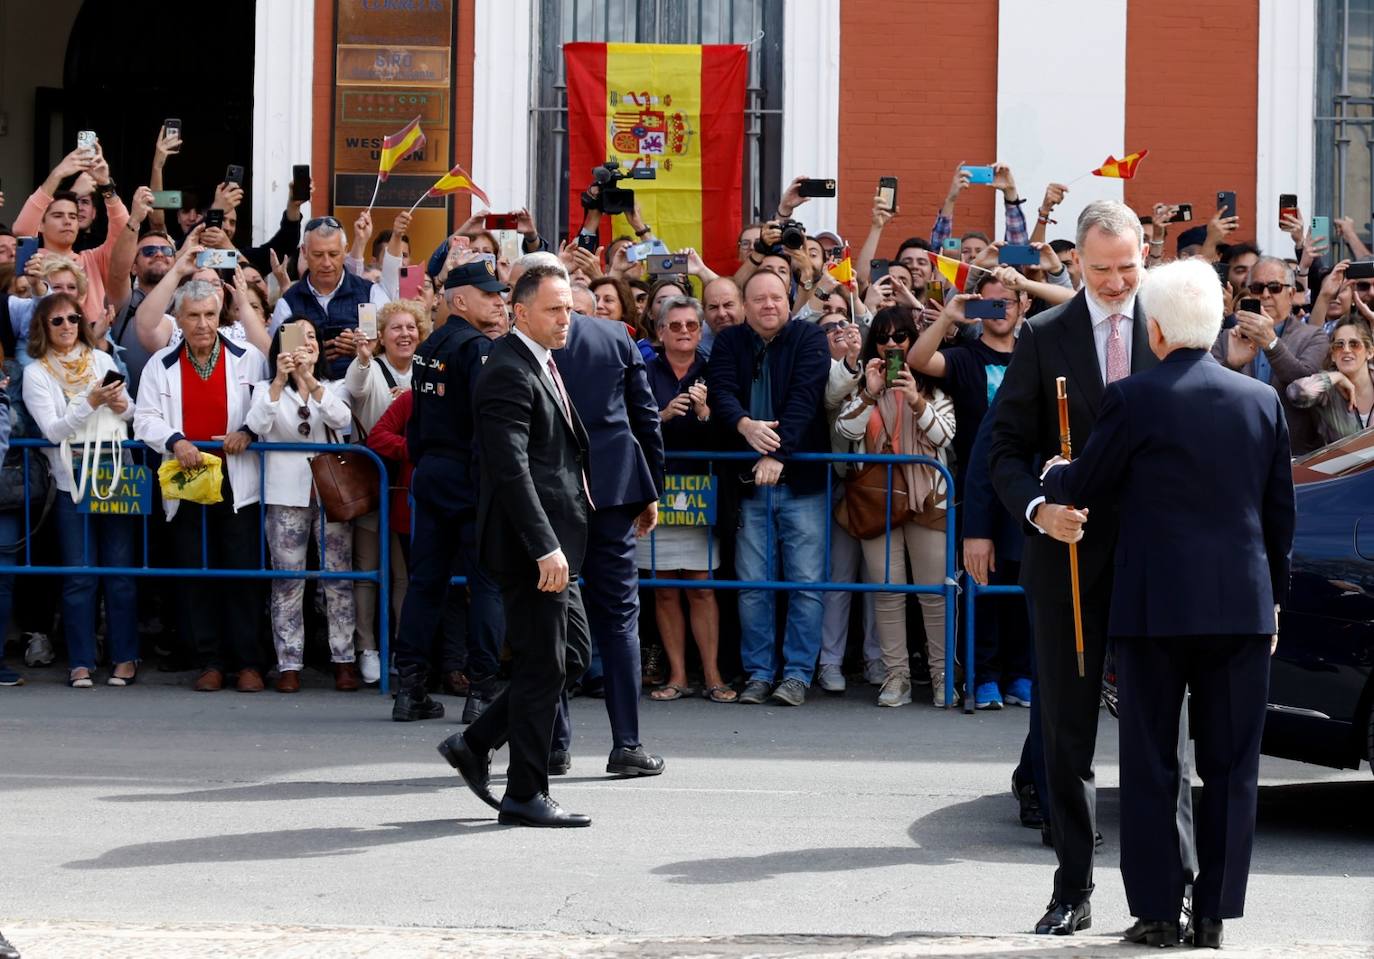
[6, 439, 394, 695]
[961, 578, 1028, 707]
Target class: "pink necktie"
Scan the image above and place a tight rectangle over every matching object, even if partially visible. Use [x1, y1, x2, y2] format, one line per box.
[547, 357, 594, 508]
[1106, 314, 1129, 384]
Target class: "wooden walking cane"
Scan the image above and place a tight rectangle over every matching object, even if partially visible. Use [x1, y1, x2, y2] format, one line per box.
[1055, 376, 1087, 678]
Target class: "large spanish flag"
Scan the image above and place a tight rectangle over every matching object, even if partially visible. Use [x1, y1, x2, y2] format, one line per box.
[565, 42, 748, 276]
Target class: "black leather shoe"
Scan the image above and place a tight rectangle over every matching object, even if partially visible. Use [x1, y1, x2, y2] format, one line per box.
[1012, 771, 1043, 829]
[549, 749, 571, 776]
[498, 791, 591, 827]
[1122, 918, 1181, 947]
[606, 745, 665, 777]
[1040, 824, 1104, 848]
[436, 733, 499, 810]
[1191, 917, 1223, 949]
[393, 664, 445, 722]
[1035, 899, 1091, 935]
[0, 929, 18, 959]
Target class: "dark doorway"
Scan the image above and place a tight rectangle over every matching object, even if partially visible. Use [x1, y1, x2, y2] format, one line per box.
[46, 0, 257, 239]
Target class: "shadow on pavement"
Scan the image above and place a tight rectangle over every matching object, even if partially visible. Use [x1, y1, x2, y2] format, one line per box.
[99, 776, 457, 803]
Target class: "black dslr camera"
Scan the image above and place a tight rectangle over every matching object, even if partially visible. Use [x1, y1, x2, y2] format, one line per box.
[583, 159, 657, 215]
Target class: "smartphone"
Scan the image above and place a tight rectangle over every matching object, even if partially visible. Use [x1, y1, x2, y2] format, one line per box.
[1214, 261, 1231, 284]
[195, 249, 239, 269]
[280, 322, 307, 355]
[162, 119, 181, 152]
[965, 299, 1007, 320]
[1238, 297, 1263, 314]
[575, 232, 599, 253]
[998, 244, 1039, 266]
[15, 237, 40, 276]
[797, 178, 837, 198]
[885, 349, 904, 384]
[151, 190, 182, 209]
[1279, 193, 1299, 225]
[291, 164, 311, 203]
[101, 370, 126, 388]
[450, 234, 470, 251]
[942, 237, 961, 254]
[77, 130, 97, 155]
[601, 187, 635, 215]
[1217, 191, 1237, 219]
[961, 165, 995, 185]
[225, 164, 245, 186]
[1169, 204, 1193, 223]
[484, 213, 519, 230]
[203, 209, 224, 229]
[398, 265, 424, 300]
[1311, 215, 1330, 247]
[870, 258, 890, 283]
[1345, 260, 1374, 280]
[626, 239, 668, 263]
[648, 253, 689, 276]
[877, 176, 898, 212]
[925, 283, 944, 306]
[357, 303, 379, 340]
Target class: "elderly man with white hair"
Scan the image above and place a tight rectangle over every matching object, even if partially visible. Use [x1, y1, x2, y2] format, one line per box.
[1041, 257, 1295, 948]
[135, 279, 270, 693]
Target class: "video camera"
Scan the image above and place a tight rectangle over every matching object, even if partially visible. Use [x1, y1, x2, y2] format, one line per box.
[585, 159, 656, 215]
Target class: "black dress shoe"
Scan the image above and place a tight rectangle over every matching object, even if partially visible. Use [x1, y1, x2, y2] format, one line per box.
[606, 745, 665, 777]
[0, 929, 18, 959]
[549, 749, 571, 776]
[436, 733, 499, 810]
[498, 791, 591, 827]
[1011, 771, 1043, 829]
[1040, 824, 1104, 848]
[1122, 918, 1181, 947]
[1191, 917, 1223, 949]
[1035, 899, 1091, 935]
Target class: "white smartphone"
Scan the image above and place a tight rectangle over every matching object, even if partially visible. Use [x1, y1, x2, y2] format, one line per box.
[77, 130, 97, 155]
[358, 303, 378, 340]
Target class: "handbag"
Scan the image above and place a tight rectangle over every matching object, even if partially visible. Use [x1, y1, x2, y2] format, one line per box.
[310, 424, 380, 522]
[60, 404, 128, 504]
[835, 401, 914, 540]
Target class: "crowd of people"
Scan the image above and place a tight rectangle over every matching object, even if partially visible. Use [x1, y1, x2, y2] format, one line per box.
[0, 133, 1350, 723]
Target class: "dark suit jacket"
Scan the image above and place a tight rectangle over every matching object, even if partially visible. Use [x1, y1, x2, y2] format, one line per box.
[474, 333, 591, 579]
[989, 290, 1158, 596]
[554, 312, 665, 510]
[1044, 349, 1295, 637]
[963, 394, 1022, 564]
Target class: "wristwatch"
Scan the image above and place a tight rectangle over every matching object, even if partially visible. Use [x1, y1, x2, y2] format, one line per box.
[97, 179, 117, 199]
[1265, 336, 1279, 351]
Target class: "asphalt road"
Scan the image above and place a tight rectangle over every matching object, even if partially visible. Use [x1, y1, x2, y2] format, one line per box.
[2, 669, 1371, 957]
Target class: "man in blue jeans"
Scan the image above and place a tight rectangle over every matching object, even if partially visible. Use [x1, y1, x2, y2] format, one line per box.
[707, 269, 831, 706]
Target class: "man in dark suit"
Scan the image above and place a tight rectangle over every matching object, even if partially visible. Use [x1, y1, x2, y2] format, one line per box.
[436, 261, 594, 828]
[1043, 256, 1295, 948]
[990, 200, 1160, 935]
[554, 304, 666, 777]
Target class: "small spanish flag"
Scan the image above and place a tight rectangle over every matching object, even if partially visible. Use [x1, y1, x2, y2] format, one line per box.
[427, 163, 490, 207]
[827, 245, 856, 289]
[1091, 149, 1149, 180]
[378, 116, 425, 181]
[926, 251, 971, 291]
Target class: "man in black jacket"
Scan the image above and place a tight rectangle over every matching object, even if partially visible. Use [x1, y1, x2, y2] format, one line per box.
[707, 269, 831, 707]
[438, 262, 593, 828]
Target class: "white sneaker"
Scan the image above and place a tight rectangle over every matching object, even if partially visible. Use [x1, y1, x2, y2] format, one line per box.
[932, 671, 947, 708]
[358, 650, 381, 685]
[877, 672, 912, 707]
[863, 659, 886, 686]
[816, 663, 846, 693]
[24, 632, 55, 667]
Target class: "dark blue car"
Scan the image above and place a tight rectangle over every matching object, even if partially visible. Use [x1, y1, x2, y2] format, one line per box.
[1272, 436, 1374, 775]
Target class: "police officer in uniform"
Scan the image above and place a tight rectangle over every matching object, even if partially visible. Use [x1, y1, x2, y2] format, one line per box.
[392, 257, 510, 722]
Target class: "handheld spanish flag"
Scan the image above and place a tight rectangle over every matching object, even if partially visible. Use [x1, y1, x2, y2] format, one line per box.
[366, 115, 426, 213]
[1091, 149, 1149, 180]
[827, 245, 856, 290]
[405, 163, 491, 216]
[926, 250, 972, 291]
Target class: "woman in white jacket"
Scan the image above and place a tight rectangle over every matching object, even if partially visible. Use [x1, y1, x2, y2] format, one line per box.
[248, 317, 357, 693]
[23, 292, 138, 688]
[342, 300, 422, 684]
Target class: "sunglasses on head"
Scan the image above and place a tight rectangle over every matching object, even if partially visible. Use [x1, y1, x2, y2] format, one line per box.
[139, 244, 176, 258]
[48, 313, 82, 327]
[1247, 281, 1291, 295]
[666, 319, 700, 333]
[1332, 338, 1368, 352]
[304, 216, 342, 233]
[879, 329, 911, 344]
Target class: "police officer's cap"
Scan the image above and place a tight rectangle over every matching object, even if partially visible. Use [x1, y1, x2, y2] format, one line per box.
[444, 258, 509, 293]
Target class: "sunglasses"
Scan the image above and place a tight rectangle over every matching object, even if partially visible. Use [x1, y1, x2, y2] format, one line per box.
[1356, 281, 1374, 293]
[139, 244, 176, 258]
[666, 319, 700, 333]
[1331, 339, 1368, 352]
[820, 321, 852, 334]
[304, 216, 342, 233]
[879, 330, 911, 344]
[296, 405, 311, 437]
[1246, 281, 1291, 295]
[48, 314, 82, 327]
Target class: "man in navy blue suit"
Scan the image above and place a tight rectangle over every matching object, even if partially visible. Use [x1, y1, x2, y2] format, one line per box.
[1042, 257, 1295, 949]
[517, 252, 668, 778]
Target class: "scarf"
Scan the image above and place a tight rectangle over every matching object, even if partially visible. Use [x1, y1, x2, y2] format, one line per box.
[864, 389, 943, 516]
[41, 345, 98, 399]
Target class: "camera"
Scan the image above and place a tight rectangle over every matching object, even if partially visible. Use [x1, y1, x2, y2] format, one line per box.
[778, 219, 807, 250]
[586, 159, 656, 215]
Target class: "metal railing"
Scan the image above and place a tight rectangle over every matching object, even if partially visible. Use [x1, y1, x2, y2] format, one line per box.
[5, 439, 395, 694]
